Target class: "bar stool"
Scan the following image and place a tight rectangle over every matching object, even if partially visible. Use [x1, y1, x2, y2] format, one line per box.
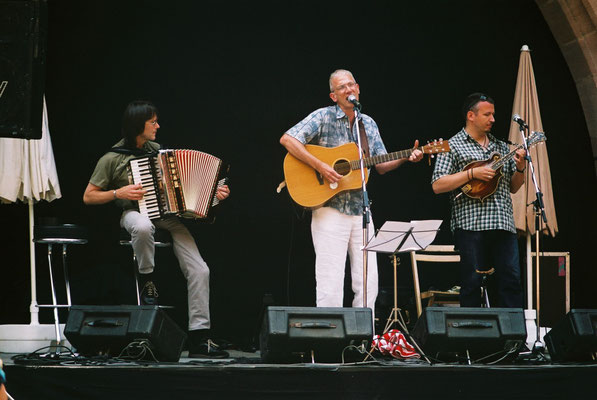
[33, 223, 89, 347]
[119, 227, 172, 305]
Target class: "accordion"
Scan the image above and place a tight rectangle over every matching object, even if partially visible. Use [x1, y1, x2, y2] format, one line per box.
[127, 149, 228, 221]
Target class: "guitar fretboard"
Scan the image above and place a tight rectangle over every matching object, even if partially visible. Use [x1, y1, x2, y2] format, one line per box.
[349, 148, 421, 170]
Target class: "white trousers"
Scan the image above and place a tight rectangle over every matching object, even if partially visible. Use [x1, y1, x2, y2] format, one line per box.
[121, 210, 210, 330]
[311, 207, 378, 312]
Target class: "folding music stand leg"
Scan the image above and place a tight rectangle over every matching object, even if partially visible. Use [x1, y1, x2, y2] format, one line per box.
[383, 254, 409, 334]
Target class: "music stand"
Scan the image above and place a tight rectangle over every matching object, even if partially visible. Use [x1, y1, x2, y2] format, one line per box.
[365, 220, 442, 334]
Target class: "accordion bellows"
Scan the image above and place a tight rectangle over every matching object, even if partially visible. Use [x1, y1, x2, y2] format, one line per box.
[127, 149, 225, 221]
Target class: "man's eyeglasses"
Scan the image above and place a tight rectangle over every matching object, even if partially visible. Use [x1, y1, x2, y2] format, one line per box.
[333, 82, 357, 93]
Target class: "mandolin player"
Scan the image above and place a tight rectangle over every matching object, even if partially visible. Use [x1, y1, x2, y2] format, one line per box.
[431, 93, 527, 308]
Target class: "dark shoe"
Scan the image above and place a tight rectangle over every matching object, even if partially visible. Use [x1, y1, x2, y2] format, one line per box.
[188, 338, 229, 359]
[141, 281, 159, 305]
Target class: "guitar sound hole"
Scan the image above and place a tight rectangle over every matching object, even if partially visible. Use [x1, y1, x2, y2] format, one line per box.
[334, 160, 351, 176]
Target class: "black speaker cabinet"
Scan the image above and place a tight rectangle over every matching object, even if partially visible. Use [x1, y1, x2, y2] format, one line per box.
[413, 307, 526, 359]
[0, 0, 47, 139]
[544, 309, 597, 362]
[65, 305, 187, 362]
[260, 306, 373, 363]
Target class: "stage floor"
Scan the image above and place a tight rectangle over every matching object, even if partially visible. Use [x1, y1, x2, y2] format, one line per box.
[2, 348, 596, 399]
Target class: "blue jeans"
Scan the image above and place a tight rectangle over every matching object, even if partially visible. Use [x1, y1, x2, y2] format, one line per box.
[454, 229, 522, 308]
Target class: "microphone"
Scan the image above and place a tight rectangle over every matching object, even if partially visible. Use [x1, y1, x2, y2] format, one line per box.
[512, 114, 528, 129]
[347, 95, 362, 110]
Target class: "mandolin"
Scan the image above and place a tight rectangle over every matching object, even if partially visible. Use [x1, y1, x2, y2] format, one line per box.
[455, 131, 546, 201]
[283, 140, 450, 208]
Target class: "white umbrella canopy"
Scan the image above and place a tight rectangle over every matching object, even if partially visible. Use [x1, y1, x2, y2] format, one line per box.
[508, 45, 558, 237]
[0, 97, 61, 204]
[0, 96, 61, 331]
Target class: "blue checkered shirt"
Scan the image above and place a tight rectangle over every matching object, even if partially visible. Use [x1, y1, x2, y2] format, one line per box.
[431, 128, 516, 233]
[285, 105, 387, 216]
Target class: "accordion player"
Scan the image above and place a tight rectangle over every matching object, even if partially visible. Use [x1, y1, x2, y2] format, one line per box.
[127, 149, 228, 221]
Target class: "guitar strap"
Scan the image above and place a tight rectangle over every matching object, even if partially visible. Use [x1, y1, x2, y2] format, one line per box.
[356, 118, 370, 158]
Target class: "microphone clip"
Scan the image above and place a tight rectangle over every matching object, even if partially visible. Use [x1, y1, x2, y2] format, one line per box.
[512, 114, 529, 129]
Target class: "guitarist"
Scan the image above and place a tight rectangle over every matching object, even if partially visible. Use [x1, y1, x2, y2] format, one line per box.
[280, 69, 423, 315]
[431, 93, 527, 308]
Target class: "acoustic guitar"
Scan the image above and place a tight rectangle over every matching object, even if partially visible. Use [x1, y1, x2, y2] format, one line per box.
[283, 140, 450, 208]
[455, 131, 546, 201]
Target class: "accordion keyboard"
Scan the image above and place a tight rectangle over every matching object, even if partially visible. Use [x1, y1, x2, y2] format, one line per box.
[128, 157, 162, 220]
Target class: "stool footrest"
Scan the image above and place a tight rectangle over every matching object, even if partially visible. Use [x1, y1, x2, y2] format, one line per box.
[36, 305, 71, 308]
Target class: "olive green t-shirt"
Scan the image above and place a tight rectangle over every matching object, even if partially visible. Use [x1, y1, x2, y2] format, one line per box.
[89, 139, 161, 210]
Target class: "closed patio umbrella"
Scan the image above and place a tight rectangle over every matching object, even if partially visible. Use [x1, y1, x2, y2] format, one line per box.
[0, 96, 62, 351]
[508, 45, 559, 345]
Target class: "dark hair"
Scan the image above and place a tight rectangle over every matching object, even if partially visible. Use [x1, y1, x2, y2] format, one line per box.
[462, 93, 494, 121]
[121, 100, 158, 148]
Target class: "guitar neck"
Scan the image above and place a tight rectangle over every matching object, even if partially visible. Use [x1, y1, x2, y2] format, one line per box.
[349, 147, 419, 170]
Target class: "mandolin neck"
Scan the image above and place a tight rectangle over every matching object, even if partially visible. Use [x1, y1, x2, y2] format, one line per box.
[491, 144, 522, 170]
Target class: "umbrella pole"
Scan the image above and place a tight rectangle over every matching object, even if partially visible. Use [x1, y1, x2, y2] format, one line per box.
[28, 200, 40, 325]
[526, 233, 532, 309]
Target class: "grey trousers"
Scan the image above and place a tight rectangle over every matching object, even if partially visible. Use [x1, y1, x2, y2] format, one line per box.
[121, 210, 210, 330]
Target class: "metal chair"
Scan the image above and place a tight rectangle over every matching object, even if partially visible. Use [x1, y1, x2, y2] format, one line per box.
[33, 223, 89, 347]
[119, 227, 172, 305]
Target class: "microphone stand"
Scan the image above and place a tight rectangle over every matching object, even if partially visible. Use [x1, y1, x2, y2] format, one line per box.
[352, 103, 371, 309]
[516, 122, 548, 354]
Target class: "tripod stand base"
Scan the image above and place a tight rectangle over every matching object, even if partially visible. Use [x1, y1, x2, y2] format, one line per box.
[383, 308, 408, 334]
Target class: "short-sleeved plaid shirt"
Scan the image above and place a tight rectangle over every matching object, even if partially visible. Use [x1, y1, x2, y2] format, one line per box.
[285, 105, 387, 216]
[431, 128, 516, 233]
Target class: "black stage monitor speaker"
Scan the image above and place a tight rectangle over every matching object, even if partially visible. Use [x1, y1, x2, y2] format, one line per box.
[412, 307, 526, 360]
[65, 305, 187, 362]
[260, 306, 373, 363]
[544, 309, 597, 362]
[0, 0, 47, 139]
